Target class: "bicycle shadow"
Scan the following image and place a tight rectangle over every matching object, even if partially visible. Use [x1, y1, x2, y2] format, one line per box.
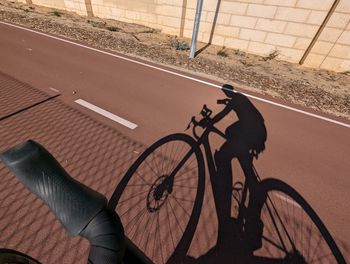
[170, 85, 348, 264]
[179, 84, 268, 263]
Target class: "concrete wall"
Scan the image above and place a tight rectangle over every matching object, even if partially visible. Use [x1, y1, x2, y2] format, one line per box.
[302, 1, 350, 71]
[18, 0, 350, 72]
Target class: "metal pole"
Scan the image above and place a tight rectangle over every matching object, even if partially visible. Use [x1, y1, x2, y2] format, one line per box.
[299, 0, 340, 65]
[189, 0, 204, 59]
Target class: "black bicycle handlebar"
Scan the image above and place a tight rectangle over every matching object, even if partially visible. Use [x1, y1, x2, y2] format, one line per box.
[0, 140, 125, 264]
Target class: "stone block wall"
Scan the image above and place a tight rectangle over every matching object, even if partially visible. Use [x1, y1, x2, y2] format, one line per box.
[14, 0, 350, 72]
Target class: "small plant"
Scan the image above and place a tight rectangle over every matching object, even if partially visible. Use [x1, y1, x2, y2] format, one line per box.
[52, 10, 62, 17]
[234, 49, 246, 56]
[217, 47, 229, 57]
[106, 26, 118, 32]
[87, 19, 106, 28]
[263, 49, 279, 61]
[239, 59, 253, 67]
[170, 37, 190, 51]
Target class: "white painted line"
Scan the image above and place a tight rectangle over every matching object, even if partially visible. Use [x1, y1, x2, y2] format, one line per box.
[0, 22, 218, 88]
[49, 87, 60, 93]
[240, 92, 350, 129]
[1, 21, 349, 129]
[75, 99, 138, 129]
[274, 193, 301, 209]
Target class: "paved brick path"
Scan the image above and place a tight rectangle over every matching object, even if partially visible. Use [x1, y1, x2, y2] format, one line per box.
[1, 72, 348, 263]
[0, 72, 144, 263]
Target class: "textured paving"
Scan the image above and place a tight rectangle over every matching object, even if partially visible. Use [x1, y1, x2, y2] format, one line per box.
[1, 73, 348, 264]
[0, 71, 49, 119]
[0, 72, 145, 263]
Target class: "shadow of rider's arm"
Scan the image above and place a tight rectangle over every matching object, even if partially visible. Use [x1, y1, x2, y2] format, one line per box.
[212, 103, 231, 124]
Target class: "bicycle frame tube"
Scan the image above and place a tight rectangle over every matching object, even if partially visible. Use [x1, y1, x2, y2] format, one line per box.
[201, 124, 228, 177]
[169, 147, 197, 179]
[199, 127, 254, 229]
[201, 131, 218, 185]
[199, 126, 258, 226]
[199, 124, 260, 189]
[169, 125, 223, 181]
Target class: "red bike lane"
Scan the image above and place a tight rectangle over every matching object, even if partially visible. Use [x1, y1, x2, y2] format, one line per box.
[1, 22, 350, 263]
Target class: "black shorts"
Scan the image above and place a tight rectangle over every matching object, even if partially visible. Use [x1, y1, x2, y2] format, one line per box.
[225, 121, 267, 154]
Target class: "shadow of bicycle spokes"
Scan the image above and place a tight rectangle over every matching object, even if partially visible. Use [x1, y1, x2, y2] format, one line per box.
[109, 84, 348, 264]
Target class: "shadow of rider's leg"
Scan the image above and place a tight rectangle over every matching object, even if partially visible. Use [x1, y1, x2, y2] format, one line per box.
[238, 156, 265, 250]
[214, 141, 235, 245]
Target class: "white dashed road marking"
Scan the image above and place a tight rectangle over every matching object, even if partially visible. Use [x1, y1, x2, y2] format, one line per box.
[75, 99, 138, 129]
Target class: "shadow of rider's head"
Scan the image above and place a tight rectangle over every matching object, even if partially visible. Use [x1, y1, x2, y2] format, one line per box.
[222, 84, 235, 98]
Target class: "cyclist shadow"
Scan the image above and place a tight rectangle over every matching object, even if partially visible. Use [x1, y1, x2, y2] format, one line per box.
[182, 216, 266, 264]
[181, 85, 268, 263]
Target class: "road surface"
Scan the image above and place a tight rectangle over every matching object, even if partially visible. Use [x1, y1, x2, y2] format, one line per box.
[0, 21, 349, 263]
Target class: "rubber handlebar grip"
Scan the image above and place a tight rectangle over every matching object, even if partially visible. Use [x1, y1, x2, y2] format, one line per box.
[0, 140, 107, 236]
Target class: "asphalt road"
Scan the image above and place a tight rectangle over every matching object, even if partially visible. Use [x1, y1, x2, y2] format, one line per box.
[0, 21, 349, 263]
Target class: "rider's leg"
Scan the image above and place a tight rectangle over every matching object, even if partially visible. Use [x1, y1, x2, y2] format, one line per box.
[214, 141, 235, 243]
